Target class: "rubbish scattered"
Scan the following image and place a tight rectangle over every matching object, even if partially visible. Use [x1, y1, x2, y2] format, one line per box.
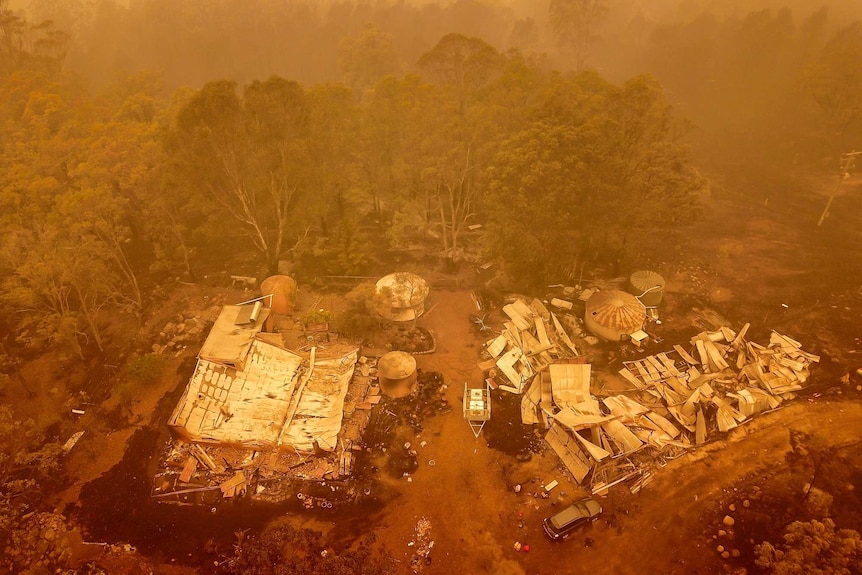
[513, 323, 819, 495]
[409, 517, 433, 569]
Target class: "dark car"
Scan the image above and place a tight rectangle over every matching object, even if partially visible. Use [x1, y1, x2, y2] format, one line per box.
[542, 497, 603, 540]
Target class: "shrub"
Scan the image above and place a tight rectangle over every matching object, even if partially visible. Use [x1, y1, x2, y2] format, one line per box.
[126, 353, 167, 385]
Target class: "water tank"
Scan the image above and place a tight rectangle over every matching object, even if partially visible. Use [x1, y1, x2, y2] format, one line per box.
[375, 272, 429, 322]
[584, 289, 646, 342]
[260, 275, 297, 314]
[627, 270, 665, 307]
[378, 351, 418, 398]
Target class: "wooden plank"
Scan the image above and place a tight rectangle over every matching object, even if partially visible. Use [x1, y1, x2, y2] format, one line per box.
[673, 345, 699, 366]
[220, 471, 246, 498]
[665, 376, 691, 396]
[720, 326, 736, 343]
[618, 367, 643, 389]
[574, 432, 612, 461]
[530, 298, 551, 321]
[695, 339, 709, 369]
[645, 355, 667, 376]
[503, 302, 532, 331]
[191, 444, 219, 472]
[512, 299, 535, 322]
[656, 353, 682, 376]
[503, 322, 522, 349]
[487, 335, 507, 358]
[545, 424, 591, 483]
[535, 318, 552, 348]
[771, 331, 802, 349]
[602, 420, 643, 453]
[550, 298, 573, 310]
[179, 456, 197, 483]
[695, 409, 706, 445]
[645, 411, 680, 439]
[634, 361, 653, 383]
[731, 323, 750, 348]
[705, 340, 730, 370]
[643, 360, 661, 383]
[551, 313, 579, 355]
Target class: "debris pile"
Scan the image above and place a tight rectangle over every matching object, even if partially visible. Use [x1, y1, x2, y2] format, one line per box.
[408, 516, 434, 572]
[152, 350, 379, 505]
[477, 298, 581, 393]
[619, 326, 819, 437]
[516, 324, 818, 495]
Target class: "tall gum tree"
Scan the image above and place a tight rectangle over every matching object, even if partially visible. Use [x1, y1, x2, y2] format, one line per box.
[168, 78, 312, 273]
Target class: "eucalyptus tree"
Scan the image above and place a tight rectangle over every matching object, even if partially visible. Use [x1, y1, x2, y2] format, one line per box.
[486, 72, 705, 287]
[167, 77, 313, 273]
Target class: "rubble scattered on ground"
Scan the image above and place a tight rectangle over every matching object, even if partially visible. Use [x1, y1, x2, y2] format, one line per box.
[477, 297, 582, 392]
[152, 351, 379, 505]
[408, 516, 434, 572]
[481, 304, 820, 495]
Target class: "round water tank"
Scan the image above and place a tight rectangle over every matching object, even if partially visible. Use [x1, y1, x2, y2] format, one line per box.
[378, 351, 418, 398]
[584, 289, 646, 342]
[260, 275, 297, 314]
[375, 273, 429, 322]
[628, 270, 665, 307]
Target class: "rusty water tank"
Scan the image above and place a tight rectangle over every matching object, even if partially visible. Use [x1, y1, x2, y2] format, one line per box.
[627, 270, 665, 307]
[378, 351, 418, 398]
[260, 275, 297, 314]
[584, 289, 646, 342]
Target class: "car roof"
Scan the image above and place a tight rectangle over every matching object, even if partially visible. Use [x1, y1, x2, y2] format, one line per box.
[550, 498, 601, 529]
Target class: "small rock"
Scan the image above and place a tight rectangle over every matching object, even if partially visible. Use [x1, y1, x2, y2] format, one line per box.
[718, 530, 727, 537]
[743, 499, 750, 508]
[721, 551, 730, 559]
[732, 549, 740, 558]
[729, 504, 736, 512]
[717, 545, 725, 553]
[723, 515, 735, 527]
